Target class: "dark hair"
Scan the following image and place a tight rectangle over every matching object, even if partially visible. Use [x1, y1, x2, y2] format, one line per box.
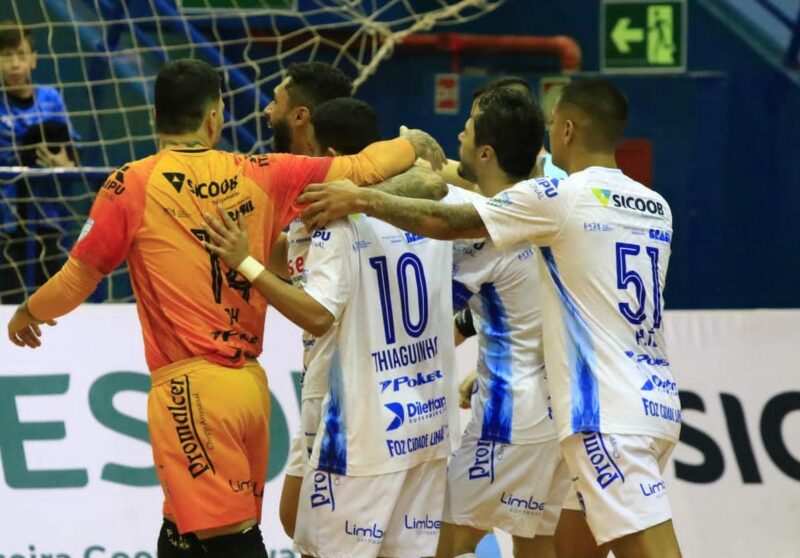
[474, 88, 544, 180]
[311, 98, 380, 155]
[473, 76, 532, 100]
[557, 79, 628, 149]
[285, 62, 352, 111]
[0, 21, 34, 51]
[155, 59, 221, 135]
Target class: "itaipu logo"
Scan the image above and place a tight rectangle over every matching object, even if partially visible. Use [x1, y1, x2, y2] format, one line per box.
[533, 177, 559, 199]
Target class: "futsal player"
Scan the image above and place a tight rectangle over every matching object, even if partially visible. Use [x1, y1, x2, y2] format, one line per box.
[433, 89, 571, 558]
[297, 79, 683, 558]
[259, 63, 449, 539]
[263, 61, 352, 155]
[203, 185, 460, 558]
[6, 58, 446, 558]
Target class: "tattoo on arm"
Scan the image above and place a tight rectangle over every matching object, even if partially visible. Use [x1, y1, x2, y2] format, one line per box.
[372, 167, 447, 201]
[367, 192, 486, 240]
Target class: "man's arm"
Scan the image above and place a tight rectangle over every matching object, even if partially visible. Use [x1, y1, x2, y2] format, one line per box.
[372, 166, 448, 200]
[415, 158, 480, 192]
[261, 129, 447, 230]
[7, 165, 142, 348]
[244, 266, 334, 337]
[203, 210, 334, 337]
[7, 257, 103, 347]
[298, 180, 487, 240]
[323, 128, 446, 186]
[268, 232, 290, 280]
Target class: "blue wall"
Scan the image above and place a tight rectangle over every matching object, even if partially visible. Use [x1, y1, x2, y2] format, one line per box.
[354, 0, 800, 309]
[7, 0, 800, 308]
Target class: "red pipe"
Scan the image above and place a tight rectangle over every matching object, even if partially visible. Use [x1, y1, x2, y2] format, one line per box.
[399, 33, 581, 73]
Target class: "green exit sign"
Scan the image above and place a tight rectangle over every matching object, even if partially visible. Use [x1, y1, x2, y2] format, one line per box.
[602, 0, 686, 72]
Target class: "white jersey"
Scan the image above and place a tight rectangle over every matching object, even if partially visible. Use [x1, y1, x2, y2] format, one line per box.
[473, 167, 680, 442]
[302, 214, 458, 476]
[447, 187, 556, 445]
[287, 218, 334, 400]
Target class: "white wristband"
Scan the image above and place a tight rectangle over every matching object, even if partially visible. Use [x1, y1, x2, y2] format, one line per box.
[237, 256, 266, 283]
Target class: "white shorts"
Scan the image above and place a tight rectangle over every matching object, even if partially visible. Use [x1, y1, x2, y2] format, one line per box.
[443, 432, 570, 538]
[560, 432, 676, 546]
[294, 459, 447, 558]
[285, 397, 323, 478]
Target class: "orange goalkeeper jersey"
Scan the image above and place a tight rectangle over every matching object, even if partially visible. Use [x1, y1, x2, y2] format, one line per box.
[65, 143, 413, 371]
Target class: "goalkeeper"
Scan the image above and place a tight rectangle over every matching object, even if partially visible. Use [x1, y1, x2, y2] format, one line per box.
[6, 58, 445, 558]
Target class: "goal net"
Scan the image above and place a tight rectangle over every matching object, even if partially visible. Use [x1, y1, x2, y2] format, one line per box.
[0, 0, 504, 303]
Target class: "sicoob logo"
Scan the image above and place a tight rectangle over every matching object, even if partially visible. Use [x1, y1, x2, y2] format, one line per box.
[186, 176, 238, 199]
[592, 188, 665, 216]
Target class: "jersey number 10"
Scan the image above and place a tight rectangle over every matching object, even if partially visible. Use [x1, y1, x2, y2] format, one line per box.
[369, 253, 429, 345]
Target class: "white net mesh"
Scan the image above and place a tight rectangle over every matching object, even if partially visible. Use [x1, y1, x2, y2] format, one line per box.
[0, 0, 504, 302]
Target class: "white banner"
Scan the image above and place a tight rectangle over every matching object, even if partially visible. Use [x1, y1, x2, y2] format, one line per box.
[0, 305, 302, 558]
[662, 310, 800, 558]
[0, 306, 798, 557]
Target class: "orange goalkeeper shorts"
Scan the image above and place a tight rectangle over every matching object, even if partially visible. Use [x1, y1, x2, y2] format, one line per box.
[148, 357, 270, 534]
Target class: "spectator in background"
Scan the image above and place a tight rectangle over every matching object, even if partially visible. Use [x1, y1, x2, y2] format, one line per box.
[0, 20, 78, 168]
[0, 20, 79, 304]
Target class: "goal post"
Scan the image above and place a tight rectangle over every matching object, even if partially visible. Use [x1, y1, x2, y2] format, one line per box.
[0, 0, 505, 302]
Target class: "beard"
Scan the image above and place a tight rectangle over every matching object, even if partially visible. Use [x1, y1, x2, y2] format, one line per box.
[271, 117, 293, 153]
[457, 159, 478, 184]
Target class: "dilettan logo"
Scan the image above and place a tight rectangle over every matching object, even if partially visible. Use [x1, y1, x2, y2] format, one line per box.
[592, 188, 612, 206]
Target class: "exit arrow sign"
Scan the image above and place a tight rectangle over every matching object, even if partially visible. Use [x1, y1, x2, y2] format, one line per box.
[611, 17, 644, 53]
[602, 0, 686, 72]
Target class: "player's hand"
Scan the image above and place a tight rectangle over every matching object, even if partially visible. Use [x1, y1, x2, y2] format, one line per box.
[7, 302, 57, 348]
[400, 126, 447, 172]
[298, 179, 366, 230]
[202, 205, 250, 269]
[459, 370, 478, 409]
[35, 144, 76, 168]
